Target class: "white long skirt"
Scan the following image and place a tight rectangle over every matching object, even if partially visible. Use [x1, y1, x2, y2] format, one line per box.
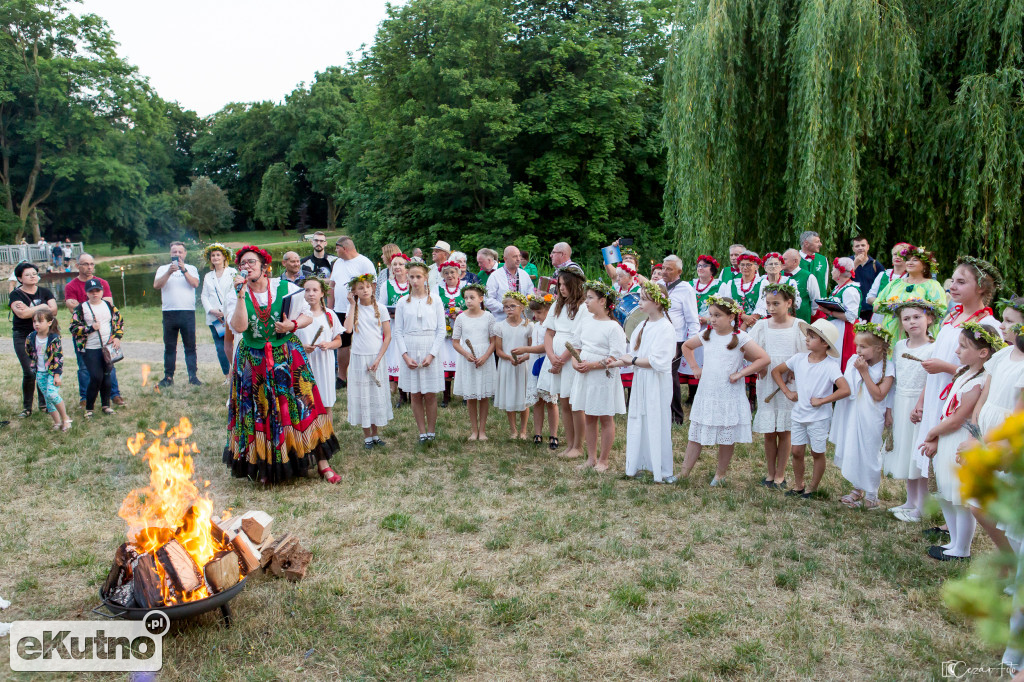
[385, 336, 402, 383]
[306, 347, 337, 408]
[625, 368, 673, 481]
[398, 332, 444, 394]
[882, 390, 922, 480]
[347, 354, 393, 428]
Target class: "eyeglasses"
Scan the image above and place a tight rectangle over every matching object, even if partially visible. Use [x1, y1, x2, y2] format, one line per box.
[239, 259, 261, 267]
[313, 239, 326, 244]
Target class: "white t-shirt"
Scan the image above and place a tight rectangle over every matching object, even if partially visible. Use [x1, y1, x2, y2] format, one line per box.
[81, 301, 113, 350]
[35, 336, 48, 371]
[349, 300, 389, 356]
[155, 263, 199, 311]
[786, 351, 844, 423]
[296, 309, 344, 350]
[329, 254, 376, 315]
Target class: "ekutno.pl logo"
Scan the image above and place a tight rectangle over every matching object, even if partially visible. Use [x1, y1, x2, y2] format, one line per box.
[9, 611, 168, 672]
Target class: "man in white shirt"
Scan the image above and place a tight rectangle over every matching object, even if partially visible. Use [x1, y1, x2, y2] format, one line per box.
[428, 240, 451, 292]
[327, 235, 376, 385]
[662, 255, 700, 425]
[485, 245, 535, 321]
[154, 241, 201, 387]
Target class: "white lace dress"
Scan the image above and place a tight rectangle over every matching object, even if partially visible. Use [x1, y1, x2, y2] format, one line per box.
[568, 316, 628, 416]
[394, 294, 446, 394]
[749, 319, 805, 433]
[452, 312, 498, 400]
[494, 319, 531, 411]
[883, 339, 933, 479]
[688, 330, 753, 445]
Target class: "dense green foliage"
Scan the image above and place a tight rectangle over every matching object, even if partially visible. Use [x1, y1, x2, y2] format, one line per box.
[664, 0, 1024, 290]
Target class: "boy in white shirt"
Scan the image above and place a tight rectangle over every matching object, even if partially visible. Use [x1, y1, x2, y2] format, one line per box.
[771, 319, 851, 499]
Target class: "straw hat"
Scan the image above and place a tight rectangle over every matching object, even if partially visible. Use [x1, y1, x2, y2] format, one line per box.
[798, 319, 840, 358]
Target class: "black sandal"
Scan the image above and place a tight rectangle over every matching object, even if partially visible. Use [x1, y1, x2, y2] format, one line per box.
[17, 409, 31, 419]
[533, 435, 543, 446]
[549, 436, 559, 451]
[784, 487, 805, 497]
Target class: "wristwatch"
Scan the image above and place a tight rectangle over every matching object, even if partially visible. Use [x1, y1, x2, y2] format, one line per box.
[631, 356, 637, 366]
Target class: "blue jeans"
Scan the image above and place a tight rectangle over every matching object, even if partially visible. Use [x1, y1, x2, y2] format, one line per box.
[76, 345, 119, 401]
[209, 324, 229, 375]
[163, 310, 198, 379]
[35, 371, 63, 413]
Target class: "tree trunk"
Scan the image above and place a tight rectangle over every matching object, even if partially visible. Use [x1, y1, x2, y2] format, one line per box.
[326, 198, 339, 231]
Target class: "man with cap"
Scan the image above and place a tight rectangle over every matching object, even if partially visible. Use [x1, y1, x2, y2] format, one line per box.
[428, 240, 451, 292]
[485, 245, 535, 321]
[65, 252, 124, 407]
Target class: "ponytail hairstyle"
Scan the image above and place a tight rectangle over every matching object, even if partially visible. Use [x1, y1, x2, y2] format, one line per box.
[853, 322, 892, 387]
[953, 322, 1006, 383]
[347, 274, 378, 334]
[702, 296, 743, 349]
[33, 308, 59, 335]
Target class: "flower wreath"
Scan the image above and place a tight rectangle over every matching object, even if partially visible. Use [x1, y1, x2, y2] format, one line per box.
[620, 247, 640, 263]
[955, 256, 1004, 292]
[389, 252, 411, 264]
[406, 257, 430, 272]
[640, 280, 670, 309]
[889, 295, 942, 317]
[527, 292, 555, 305]
[347, 272, 376, 289]
[584, 280, 618, 312]
[705, 295, 743, 317]
[763, 252, 783, 263]
[853, 321, 893, 345]
[697, 254, 720, 270]
[503, 291, 529, 307]
[832, 257, 851, 275]
[460, 282, 487, 298]
[997, 297, 1024, 316]
[962, 321, 1008, 352]
[761, 281, 797, 301]
[736, 253, 763, 267]
[303, 274, 332, 300]
[1011, 323, 1023, 337]
[439, 260, 462, 271]
[554, 263, 586, 280]
[898, 244, 937, 266]
[235, 245, 273, 267]
[617, 262, 638, 277]
[203, 242, 233, 264]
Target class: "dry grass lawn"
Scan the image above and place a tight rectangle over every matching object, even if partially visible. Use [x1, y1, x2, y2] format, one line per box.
[0, 353, 1001, 680]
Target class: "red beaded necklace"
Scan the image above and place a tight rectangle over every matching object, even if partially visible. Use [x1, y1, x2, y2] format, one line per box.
[393, 279, 409, 293]
[737, 277, 756, 295]
[247, 283, 274, 324]
[694, 277, 714, 294]
[444, 282, 460, 297]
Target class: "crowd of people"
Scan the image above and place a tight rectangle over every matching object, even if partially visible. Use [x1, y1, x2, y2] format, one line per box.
[8, 228, 1024, 665]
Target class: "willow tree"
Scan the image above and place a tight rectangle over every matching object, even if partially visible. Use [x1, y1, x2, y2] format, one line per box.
[664, 0, 1024, 291]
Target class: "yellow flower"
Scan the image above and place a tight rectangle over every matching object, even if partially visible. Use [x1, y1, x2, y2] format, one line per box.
[987, 411, 1024, 451]
[958, 444, 1004, 504]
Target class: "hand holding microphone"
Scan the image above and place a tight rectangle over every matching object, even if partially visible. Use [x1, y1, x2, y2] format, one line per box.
[235, 268, 249, 295]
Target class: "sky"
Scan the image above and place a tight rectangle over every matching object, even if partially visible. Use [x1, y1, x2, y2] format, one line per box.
[77, 0, 401, 116]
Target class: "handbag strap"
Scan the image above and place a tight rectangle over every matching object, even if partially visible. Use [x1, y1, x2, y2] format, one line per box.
[85, 301, 111, 346]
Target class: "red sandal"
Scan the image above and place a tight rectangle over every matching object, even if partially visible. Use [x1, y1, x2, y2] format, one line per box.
[319, 466, 341, 484]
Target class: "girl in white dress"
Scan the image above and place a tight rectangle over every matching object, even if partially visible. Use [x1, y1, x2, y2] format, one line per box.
[569, 281, 628, 472]
[382, 253, 411, 401]
[296, 277, 344, 414]
[750, 282, 806, 488]
[608, 281, 677, 482]
[829, 323, 895, 510]
[514, 295, 560, 448]
[884, 299, 936, 522]
[438, 261, 466, 407]
[394, 259, 445, 443]
[343, 274, 393, 447]
[537, 264, 591, 458]
[452, 284, 498, 440]
[914, 257, 1002, 488]
[494, 291, 532, 439]
[680, 296, 770, 485]
[919, 322, 1001, 561]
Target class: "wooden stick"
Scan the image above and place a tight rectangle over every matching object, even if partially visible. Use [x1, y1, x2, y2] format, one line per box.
[901, 352, 923, 362]
[765, 386, 782, 403]
[565, 341, 610, 377]
[310, 326, 323, 346]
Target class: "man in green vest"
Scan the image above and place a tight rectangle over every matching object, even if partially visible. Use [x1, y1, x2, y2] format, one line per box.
[718, 243, 746, 284]
[798, 230, 829, 301]
[782, 248, 821, 322]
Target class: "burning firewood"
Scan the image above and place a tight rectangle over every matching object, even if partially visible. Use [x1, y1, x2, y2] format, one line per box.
[232, 533, 261, 575]
[211, 515, 242, 545]
[156, 539, 204, 594]
[133, 554, 164, 609]
[203, 550, 240, 593]
[241, 511, 273, 545]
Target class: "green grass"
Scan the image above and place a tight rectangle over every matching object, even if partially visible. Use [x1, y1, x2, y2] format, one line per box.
[0, 305, 202, 345]
[85, 229, 345, 260]
[0, 352, 1004, 680]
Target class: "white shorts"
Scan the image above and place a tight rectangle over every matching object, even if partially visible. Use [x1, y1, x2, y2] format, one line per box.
[791, 418, 830, 453]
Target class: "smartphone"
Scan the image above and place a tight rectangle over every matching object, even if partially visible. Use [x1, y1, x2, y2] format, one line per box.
[171, 256, 179, 265]
[618, 237, 634, 247]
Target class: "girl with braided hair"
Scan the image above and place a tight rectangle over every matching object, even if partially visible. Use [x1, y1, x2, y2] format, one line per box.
[296, 276, 344, 411]
[394, 258, 445, 443]
[343, 273, 393, 447]
[680, 296, 770, 485]
[919, 323, 1004, 561]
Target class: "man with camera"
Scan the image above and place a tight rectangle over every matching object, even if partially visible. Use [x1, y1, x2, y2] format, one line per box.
[154, 241, 201, 387]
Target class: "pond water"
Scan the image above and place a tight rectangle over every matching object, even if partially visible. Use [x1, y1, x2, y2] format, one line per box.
[2, 264, 214, 308]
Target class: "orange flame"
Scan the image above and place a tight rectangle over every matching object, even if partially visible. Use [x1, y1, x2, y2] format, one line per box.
[119, 418, 229, 604]
[141, 364, 151, 387]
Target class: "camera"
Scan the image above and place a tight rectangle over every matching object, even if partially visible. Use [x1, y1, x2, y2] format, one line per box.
[618, 237, 634, 247]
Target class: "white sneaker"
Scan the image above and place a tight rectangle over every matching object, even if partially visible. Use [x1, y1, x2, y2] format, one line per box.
[893, 508, 921, 522]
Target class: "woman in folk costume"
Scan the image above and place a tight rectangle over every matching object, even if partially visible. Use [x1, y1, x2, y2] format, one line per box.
[224, 245, 340, 485]
[609, 281, 678, 482]
[691, 255, 722, 324]
[872, 245, 947, 346]
[438, 260, 467, 407]
[753, 252, 803, 319]
[821, 257, 862, 371]
[614, 262, 641, 295]
[726, 251, 764, 330]
[866, 242, 911, 324]
[382, 252, 411, 402]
